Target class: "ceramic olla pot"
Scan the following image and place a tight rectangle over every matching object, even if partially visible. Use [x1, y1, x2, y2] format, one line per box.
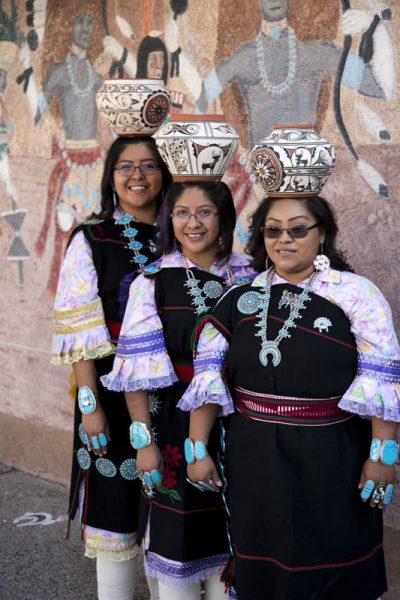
[153, 114, 239, 181]
[250, 123, 336, 197]
[96, 79, 172, 137]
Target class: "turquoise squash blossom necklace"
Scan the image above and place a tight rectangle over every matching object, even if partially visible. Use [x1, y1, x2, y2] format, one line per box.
[183, 255, 234, 316]
[116, 213, 157, 268]
[256, 268, 317, 367]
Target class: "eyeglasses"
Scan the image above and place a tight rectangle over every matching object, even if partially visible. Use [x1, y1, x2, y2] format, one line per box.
[261, 222, 320, 239]
[114, 163, 160, 176]
[171, 208, 219, 222]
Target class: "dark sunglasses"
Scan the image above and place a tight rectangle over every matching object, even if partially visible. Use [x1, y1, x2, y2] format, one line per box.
[261, 222, 320, 239]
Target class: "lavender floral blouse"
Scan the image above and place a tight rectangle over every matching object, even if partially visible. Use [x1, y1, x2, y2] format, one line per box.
[178, 268, 400, 422]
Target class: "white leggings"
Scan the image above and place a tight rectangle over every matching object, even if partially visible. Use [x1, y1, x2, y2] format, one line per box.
[97, 556, 161, 600]
[96, 556, 137, 600]
[158, 574, 226, 600]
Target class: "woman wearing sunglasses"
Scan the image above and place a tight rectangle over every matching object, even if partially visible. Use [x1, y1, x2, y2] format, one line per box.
[52, 136, 172, 600]
[102, 180, 255, 599]
[179, 195, 399, 600]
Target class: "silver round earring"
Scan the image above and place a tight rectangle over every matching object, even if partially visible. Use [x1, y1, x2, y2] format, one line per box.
[313, 243, 330, 272]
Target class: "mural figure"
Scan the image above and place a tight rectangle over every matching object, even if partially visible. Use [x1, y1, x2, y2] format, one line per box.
[0, 2, 30, 284]
[24, 15, 104, 293]
[197, 0, 396, 197]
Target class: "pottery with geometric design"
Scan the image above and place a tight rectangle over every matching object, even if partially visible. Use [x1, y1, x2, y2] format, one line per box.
[153, 114, 239, 181]
[96, 79, 172, 137]
[250, 124, 336, 197]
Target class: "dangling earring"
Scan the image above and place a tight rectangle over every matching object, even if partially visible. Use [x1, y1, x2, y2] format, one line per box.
[313, 243, 330, 271]
[218, 235, 224, 253]
[112, 189, 118, 208]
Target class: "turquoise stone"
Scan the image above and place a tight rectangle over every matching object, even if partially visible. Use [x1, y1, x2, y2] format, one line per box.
[369, 438, 381, 462]
[360, 479, 374, 500]
[143, 472, 153, 487]
[194, 440, 206, 461]
[184, 438, 195, 464]
[383, 484, 394, 505]
[380, 440, 399, 465]
[151, 469, 163, 485]
[130, 421, 151, 449]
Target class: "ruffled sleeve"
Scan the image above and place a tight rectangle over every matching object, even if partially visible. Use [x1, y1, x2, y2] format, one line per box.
[178, 322, 233, 416]
[338, 275, 400, 421]
[101, 274, 178, 392]
[51, 231, 114, 365]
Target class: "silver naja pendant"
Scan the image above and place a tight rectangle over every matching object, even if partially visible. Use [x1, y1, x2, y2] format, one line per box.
[259, 341, 282, 367]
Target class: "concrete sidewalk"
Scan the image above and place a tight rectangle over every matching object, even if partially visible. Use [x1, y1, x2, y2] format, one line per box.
[1, 463, 399, 599]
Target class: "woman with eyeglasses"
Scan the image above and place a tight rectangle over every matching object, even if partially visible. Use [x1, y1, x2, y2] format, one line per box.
[102, 180, 255, 599]
[179, 196, 399, 600]
[51, 136, 172, 600]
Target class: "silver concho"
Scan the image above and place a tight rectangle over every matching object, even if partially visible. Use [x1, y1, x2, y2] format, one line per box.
[313, 317, 332, 333]
[120, 458, 139, 481]
[95, 458, 117, 478]
[78, 423, 89, 446]
[237, 291, 262, 315]
[259, 341, 282, 367]
[203, 280, 223, 299]
[77, 447, 91, 471]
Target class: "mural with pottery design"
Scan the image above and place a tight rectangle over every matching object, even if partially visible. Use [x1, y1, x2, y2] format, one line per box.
[0, 0, 399, 525]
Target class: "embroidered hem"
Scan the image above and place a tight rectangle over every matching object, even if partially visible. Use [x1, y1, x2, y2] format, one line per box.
[51, 341, 115, 365]
[84, 545, 139, 562]
[144, 551, 229, 589]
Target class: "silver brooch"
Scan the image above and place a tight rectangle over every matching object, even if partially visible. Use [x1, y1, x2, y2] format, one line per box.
[278, 290, 299, 310]
[313, 317, 332, 333]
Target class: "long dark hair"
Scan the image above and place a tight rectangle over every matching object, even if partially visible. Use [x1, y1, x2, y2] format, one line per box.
[136, 36, 168, 84]
[158, 181, 236, 261]
[245, 196, 353, 273]
[93, 137, 172, 220]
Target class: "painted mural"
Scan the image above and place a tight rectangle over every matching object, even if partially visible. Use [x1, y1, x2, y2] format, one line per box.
[0, 0, 399, 518]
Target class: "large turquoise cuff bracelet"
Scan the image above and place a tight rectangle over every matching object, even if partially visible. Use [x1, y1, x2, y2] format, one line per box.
[77, 386, 97, 415]
[370, 438, 399, 466]
[184, 438, 207, 464]
[130, 421, 153, 450]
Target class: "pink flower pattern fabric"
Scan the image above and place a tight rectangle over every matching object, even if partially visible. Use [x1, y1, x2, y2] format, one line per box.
[179, 268, 400, 421]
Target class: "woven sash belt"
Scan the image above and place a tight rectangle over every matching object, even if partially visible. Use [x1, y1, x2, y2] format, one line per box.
[234, 386, 352, 426]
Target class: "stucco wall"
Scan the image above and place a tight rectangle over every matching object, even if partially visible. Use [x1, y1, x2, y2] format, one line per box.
[0, 0, 399, 525]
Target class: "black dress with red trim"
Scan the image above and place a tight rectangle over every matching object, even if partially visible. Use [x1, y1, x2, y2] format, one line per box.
[138, 267, 230, 584]
[204, 281, 386, 600]
[69, 217, 158, 535]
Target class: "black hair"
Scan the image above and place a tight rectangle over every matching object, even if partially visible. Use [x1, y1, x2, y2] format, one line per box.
[158, 181, 236, 261]
[136, 36, 168, 84]
[92, 136, 172, 220]
[245, 196, 354, 273]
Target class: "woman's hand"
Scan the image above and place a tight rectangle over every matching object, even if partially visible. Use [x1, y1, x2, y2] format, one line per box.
[136, 442, 164, 489]
[358, 458, 396, 509]
[82, 405, 111, 457]
[187, 455, 222, 491]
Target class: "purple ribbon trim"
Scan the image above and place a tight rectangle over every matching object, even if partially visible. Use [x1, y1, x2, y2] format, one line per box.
[194, 352, 225, 373]
[358, 358, 400, 383]
[116, 330, 166, 357]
